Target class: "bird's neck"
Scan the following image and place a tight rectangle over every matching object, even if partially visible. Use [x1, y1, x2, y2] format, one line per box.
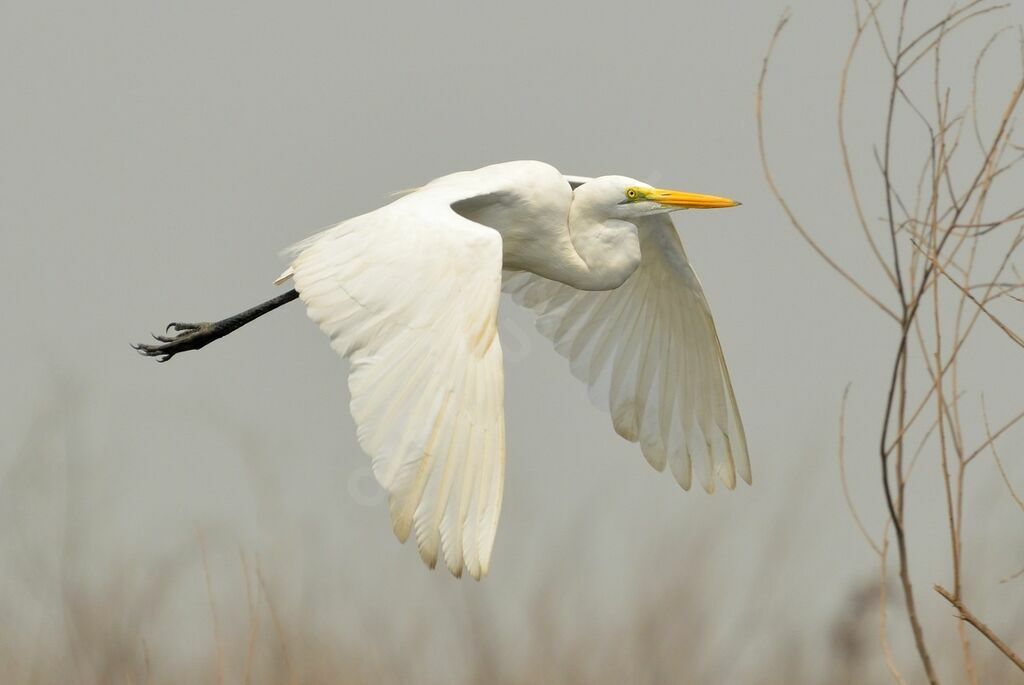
[562, 204, 642, 291]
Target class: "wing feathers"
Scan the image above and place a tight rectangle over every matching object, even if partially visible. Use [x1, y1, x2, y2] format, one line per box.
[289, 196, 506, 579]
[504, 215, 749, 493]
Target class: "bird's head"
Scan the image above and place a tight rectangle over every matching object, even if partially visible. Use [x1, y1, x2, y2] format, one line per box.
[574, 175, 741, 220]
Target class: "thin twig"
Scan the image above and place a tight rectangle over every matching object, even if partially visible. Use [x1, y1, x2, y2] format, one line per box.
[756, 10, 900, 323]
[965, 406, 1024, 465]
[838, 384, 883, 556]
[981, 397, 1024, 512]
[841, 0, 900, 290]
[915, 240, 1024, 348]
[1001, 565, 1024, 583]
[934, 585, 1024, 672]
[878, 523, 909, 685]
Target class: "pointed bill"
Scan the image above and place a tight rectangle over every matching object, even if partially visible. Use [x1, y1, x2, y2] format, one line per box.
[645, 188, 741, 209]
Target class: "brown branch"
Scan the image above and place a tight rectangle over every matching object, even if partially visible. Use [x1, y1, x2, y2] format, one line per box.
[882, 0, 911, 312]
[965, 406, 1024, 465]
[764, 2, 1024, 680]
[873, 8, 940, 679]
[756, 10, 900, 323]
[838, 384, 883, 556]
[878, 523, 909, 685]
[898, 3, 1010, 78]
[934, 585, 1024, 672]
[1001, 565, 1024, 583]
[910, 239, 1024, 349]
[840, 0, 900, 290]
[981, 397, 1024, 512]
[896, 0, 990, 62]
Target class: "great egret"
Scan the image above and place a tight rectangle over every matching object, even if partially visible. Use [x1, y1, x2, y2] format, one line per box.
[134, 160, 749, 579]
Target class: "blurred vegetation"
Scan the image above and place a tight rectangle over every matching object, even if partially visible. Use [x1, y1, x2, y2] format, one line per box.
[0, 398, 1021, 685]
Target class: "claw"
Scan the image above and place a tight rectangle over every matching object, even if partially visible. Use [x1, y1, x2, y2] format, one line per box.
[135, 315, 231, 363]
[132, 339, 170, 357]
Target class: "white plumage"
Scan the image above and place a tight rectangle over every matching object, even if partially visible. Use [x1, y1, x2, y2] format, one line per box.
[503, 216, 748, 492]
[277, 160, 748, 579]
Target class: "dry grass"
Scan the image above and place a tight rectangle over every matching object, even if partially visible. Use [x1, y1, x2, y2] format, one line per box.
[0, 520, 1021, 684]
[1, 401, 1022, 685]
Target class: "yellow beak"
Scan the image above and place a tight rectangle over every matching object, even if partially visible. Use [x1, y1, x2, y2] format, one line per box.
[646, 188, 741, 209]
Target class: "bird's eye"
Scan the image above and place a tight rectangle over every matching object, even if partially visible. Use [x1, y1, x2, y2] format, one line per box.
[626, 188, 638, 200]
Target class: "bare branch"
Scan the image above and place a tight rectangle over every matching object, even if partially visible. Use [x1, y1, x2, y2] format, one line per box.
[934, 585, 1024, 672]
[911, 239, 1024, 349]
[1001, 565, 1024, 583]
[838, 384, 883, 555]
[980, 398, 1024, 513]
[840, 1, 900, 290]
[965, 406, 1024, 465]
[756, 10, 900, 322]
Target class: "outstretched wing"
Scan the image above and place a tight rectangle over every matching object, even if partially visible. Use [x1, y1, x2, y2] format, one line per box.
[503, 214, 750, 493]
[285, 191, 506, 579]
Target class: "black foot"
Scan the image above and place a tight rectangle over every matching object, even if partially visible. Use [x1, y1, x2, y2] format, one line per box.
[132, 322, 217, 362]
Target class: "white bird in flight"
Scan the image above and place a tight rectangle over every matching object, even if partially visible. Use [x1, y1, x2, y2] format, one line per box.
[135, 160, 750, 579]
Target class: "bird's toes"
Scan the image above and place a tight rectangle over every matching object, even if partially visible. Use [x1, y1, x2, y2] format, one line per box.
[132, 336, 184, 358]
[132, 342, 158, 357]
[167, 322, 203, 333]
[134, 321, 214, 362]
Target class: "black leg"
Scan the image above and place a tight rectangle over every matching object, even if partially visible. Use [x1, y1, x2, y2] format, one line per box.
[133, 288, 300, 362]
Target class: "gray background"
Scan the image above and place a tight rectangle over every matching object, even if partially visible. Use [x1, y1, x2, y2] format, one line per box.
[2, 0, 1023, 682]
